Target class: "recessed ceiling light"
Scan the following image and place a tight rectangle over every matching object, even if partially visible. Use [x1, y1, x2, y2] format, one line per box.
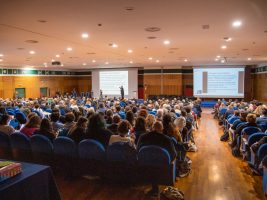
[128, 49, 133, 53]
[148, 57, 153, 60]
[184, 59, 188, 62]
[29, 50, 35, 54]
[232, 20, 242, 27]
[221, 45, 227, 49]
[67, 47, 72, 51]
[82, 63, 87, 66]
[61, 64, 64, 67]
[81, 33, 89, 39]
[221, 60, 225, 63]
[163, 40, 170, 45]
[105, 62, 109, 64]
[0, 59, 3, 62]
[129, 61, 133, 64]
[111, 43, 118, 48]
[247, 58, 252, 61]
[51, 59, 55, 62]
[224, 37, 232, 42]
[156, 60, 160, 63]
[216, 55, 221, 58]
[214, 58, 219, 61]
[92, 60, 96, 63]
[56, 54, 60, 58]
[0, 54, 3, 57]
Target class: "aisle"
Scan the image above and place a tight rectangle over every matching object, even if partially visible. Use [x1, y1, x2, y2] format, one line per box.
[56, 109, 264, 200]
[175, 108, 264, 200]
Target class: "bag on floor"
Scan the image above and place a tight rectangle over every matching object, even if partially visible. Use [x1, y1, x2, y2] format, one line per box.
[232, 146, 240, 157]
[160, 186, 184, 200]
[176, 160, 191, 178]
[188, 143, 198, 152]
[220, 132, 229, 141]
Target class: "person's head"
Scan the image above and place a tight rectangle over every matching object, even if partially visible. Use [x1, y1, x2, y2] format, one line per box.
[59, 115, 66, 124]
[135, 117, 146, 132]
[181, 109, 187, 117]
[152, 121, 163, 133]
[40, 118, 52, 132]
[87, 113, 106, 132]
[132, 106, 138, 114]
[138, 109, 148, 118]
[246, 113, 257, 123]
[146, 114, 155, 129]
[106, 109, 113, 117]
[112, 115, 121, 124]
[27, 112, 37, 120]
[65, 112, 75, 123]
[234, 110, 240, 116]
[25, 115, 41, 128]
[99, 102, 105, 109]
[115, 106, 121, 112]
[50, 112, 60, 122]
[76, 117, 88, 129]
[0, 114, 11, 125]
[126, 111, 135, 126]
[240, 110, 248, 121]
[117, 120, 130, 137]
[0, 107, 7, 115]
[262, 108, 267, 117]
[162, 114, 172, 128]
[174, 117, 186, 130]
[185, 106, 191, 114]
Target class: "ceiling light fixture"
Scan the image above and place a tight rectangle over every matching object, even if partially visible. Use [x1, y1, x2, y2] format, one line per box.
[81, 33, 89, 39]
[51, 59, 55, 62]
[148, 57, 153, 60]
[56, 54, 60, 58]
[224, 37, 232, 42]
[221, 60, 225, 63]
[232, 20, 242, 27]
[221, 45, 227, 49]
[156, 60, 160, 63]
[111, 43, 118, 48]
[184, 59, 188, 62]
[67, 47, 72, 51]
[247, 58, 252, 61]
[105, 62, 109, 64]
[214, 58, 218, 61]
[163, 40, 170, 45]
[0, 59, 3, 62]
[82, 63, 87, 66]
[29, 50, 35, 54]
[216, 55, 221, 58]
[128, 49, 133, 53]
[129, 61, 133, 64]
[92, 60, 96, 63]
[61, 64, 64, 67]
[0, 54, 3, 57]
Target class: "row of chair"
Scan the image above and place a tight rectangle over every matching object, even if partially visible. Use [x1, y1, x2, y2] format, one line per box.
[0, 131, 175, 185]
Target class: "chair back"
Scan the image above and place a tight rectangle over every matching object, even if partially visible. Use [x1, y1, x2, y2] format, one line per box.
[10, 133, 31, 161]
[241, 127, 262, 136]
[0, 131, 11, 158]
[78, 139, 105, 161]
[9, 119, 20, 129]
[138, 145, 171, 166]
[30, 135, 53, 154]
[107, 142, 137, 164]
[248, 133, 267, 147]
[54, 137, 77, 158]
[236, 122, 247, 129]
[258, 144, 267, 162]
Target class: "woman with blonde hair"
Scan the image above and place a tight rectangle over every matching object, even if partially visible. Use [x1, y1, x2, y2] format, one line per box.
[145, 114, 156, 132]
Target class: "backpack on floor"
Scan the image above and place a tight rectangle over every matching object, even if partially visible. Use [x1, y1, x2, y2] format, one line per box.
[220, 132, 229, 141]
[160, 186, 184, 200]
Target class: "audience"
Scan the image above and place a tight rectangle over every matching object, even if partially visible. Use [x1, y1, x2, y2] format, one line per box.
[34, 118, 56, 142]
[21, 115, 41, 137]
[68, 117, 88, 144]
[0, 114, 15, 135]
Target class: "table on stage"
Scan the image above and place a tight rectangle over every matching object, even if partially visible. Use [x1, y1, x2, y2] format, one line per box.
[0, 161, 61, 200]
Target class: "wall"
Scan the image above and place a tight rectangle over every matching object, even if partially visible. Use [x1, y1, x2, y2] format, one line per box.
[0, 76, 91, 98]
[252, 70, 267, 103]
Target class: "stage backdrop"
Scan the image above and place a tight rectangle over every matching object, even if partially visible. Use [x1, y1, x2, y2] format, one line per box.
[92, 68, 138, 98]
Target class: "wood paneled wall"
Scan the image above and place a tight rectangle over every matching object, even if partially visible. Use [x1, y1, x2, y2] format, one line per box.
[0, 76, 91, 99]
[253, 73, 267, 102]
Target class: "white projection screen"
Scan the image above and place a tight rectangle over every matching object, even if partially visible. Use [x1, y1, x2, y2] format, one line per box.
[193, 67, 245, 98]
[92, 68, 138, 98]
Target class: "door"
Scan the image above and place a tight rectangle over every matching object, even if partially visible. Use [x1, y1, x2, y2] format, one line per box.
[15, 88, 25, 98]
[40, 87, 48, 97]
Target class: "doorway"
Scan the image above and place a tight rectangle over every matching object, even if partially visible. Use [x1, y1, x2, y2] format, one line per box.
[40, 87, 48, 97]
[15, 88, 26, 98]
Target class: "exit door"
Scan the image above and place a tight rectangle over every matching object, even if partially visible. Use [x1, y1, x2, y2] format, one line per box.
[15, 88, 25, 98]
[40, 87, 48, 97]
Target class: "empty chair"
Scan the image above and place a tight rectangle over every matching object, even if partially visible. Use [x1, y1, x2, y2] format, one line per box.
[138, 145, 176, 186]
[78, 139, 106, 177]
[30, 135, 54, 166]
[0, 131, 11, 159]
[106, 142, 137, 182]
[10, 133, 31, 162]
[54, 137, 78, 176]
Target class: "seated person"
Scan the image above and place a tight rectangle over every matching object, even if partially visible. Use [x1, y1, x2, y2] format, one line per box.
[109, 120, 135, 146]
[137, 121, 176, 196]
[256, 108, 267, 132]
[134, 117, 147, 144]
[33, 118, 56, 142]
[108, 115, 121, 135]
[68, 117, 88, 144]
[20, 115, 41, 137]
[50, 112, 63, 132]
[85, 113, 112, 148]
[0, 114, 15, 135]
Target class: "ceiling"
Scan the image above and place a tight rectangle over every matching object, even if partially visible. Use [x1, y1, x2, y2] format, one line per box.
[0, 0, 267, 70]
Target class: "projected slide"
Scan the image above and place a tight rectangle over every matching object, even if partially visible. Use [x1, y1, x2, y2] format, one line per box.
[99, 71, 128, 95]
[193, 67, 244, 98]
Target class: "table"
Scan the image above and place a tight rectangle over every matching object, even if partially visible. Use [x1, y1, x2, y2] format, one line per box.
[0, 161, 61, 200]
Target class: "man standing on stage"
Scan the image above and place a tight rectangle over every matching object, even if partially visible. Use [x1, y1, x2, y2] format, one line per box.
[119, 86, 124, 99]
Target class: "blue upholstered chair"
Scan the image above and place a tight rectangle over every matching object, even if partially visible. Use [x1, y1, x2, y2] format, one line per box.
[258, 144, 267, 164]
[138, 145, 176, 186]
[30, 135, 54, 166]
[106, 142, 137, 182]
[247, 133, 267, 164]
[54, 137, 78, 176]
[9, 119, 20, 130]
[10, 133, 31, 162]
[263, 166, 267, 196]
[78, 139, 106, 176]
[0, 131, 11, 159]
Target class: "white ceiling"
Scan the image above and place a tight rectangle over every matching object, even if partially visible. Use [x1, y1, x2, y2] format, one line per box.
[0, 0, 267, 69]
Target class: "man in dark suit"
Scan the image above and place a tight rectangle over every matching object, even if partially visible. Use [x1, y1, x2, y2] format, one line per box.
[119, 86, 124, 99]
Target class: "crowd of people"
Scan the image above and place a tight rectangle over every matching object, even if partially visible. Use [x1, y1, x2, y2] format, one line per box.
[0, 96, 202, 195]
[215, 99, 267, 174]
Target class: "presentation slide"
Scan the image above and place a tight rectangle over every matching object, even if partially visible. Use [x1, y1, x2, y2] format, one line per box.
[92, 68, 138, 98]
[99, 71, 128, 95]
[193, 67, 244, 98]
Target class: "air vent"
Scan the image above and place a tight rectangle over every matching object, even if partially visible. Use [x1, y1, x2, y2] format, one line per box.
[147, 36, 157, 39]
[169, 48, 179, 50]
[52, 61, 61, 65]
[242, 48, 249, 51]
[168, 51, 174, 54]
[202, 25, 210, 30]
[144, 27, 161, 32]
[25, 40, 38, 44]
[264, 30, 267, 33]
[125, 6, 134, 11]
[87, 52, 96, 55]
[17, 48, 25, 50]
[37, 19, 47, 23]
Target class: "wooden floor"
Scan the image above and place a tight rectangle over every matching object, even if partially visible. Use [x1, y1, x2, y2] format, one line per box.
[55, 109, 265, 200]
